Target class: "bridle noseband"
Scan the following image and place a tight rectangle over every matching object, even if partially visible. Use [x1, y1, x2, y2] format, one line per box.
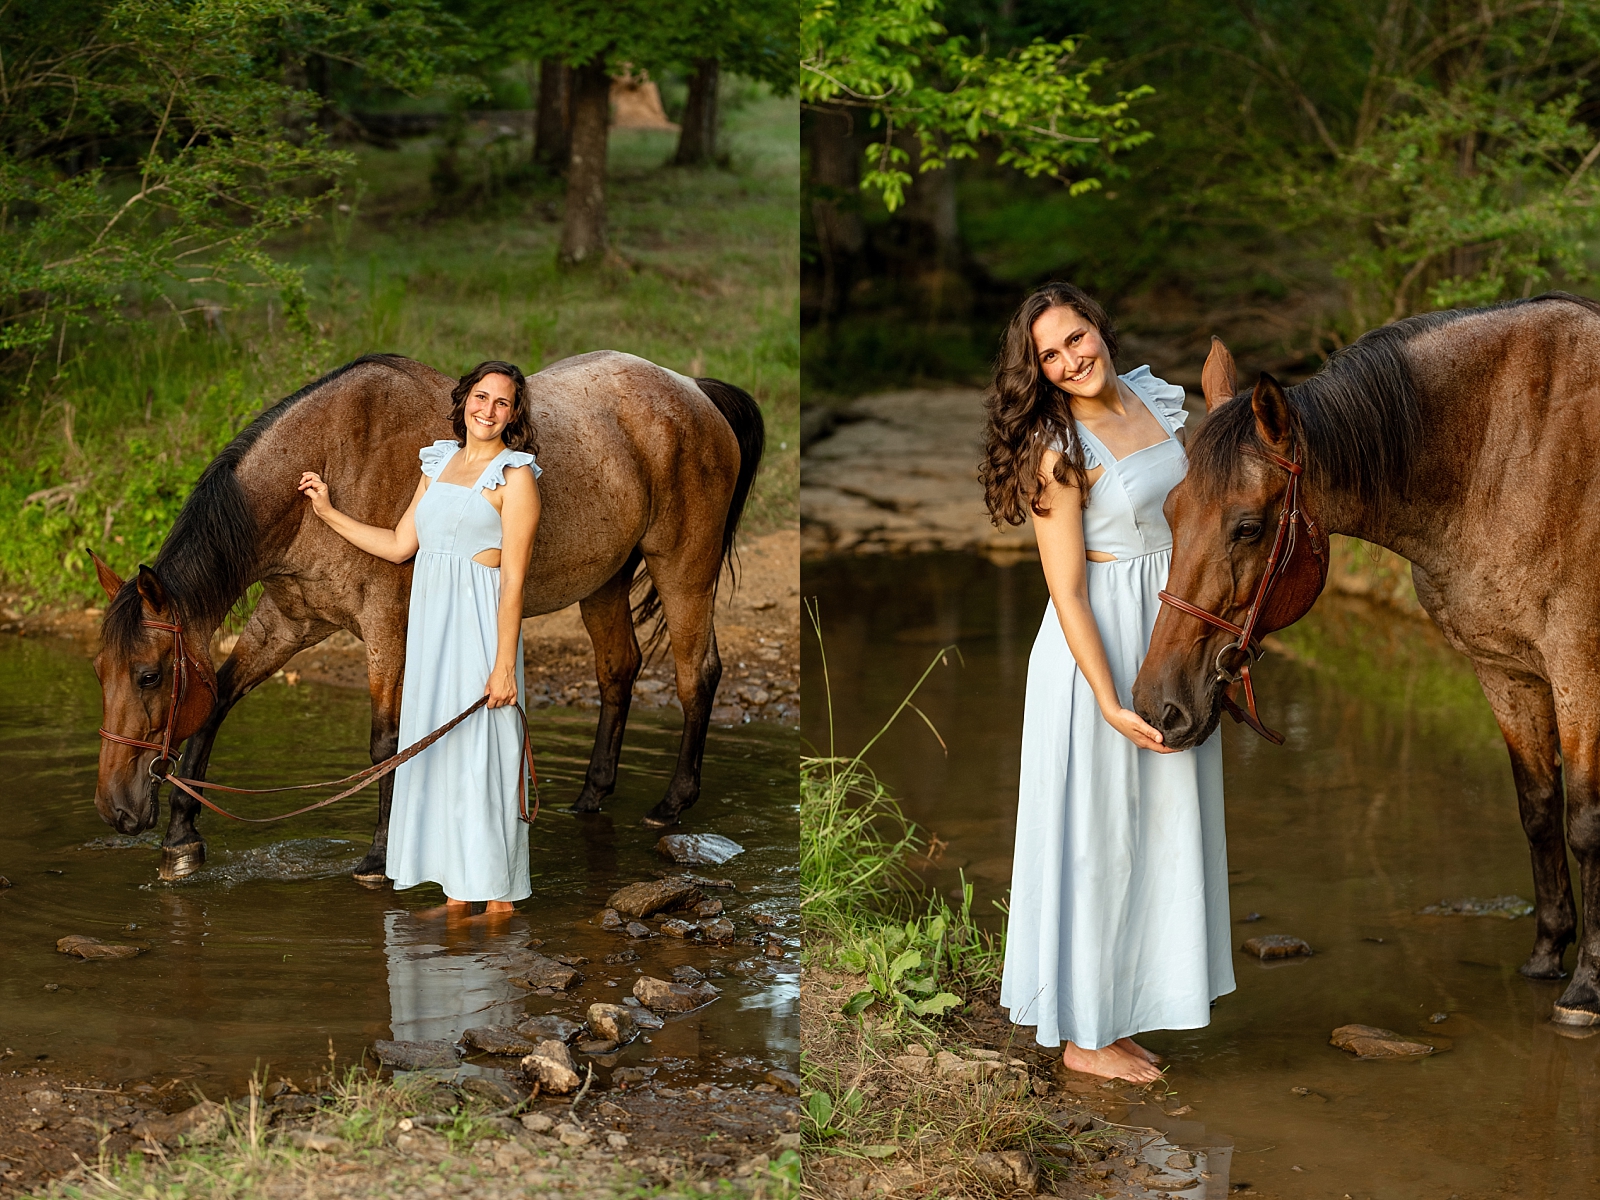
[98, 616, 216, 779]
[1157, 443, 1321, 745]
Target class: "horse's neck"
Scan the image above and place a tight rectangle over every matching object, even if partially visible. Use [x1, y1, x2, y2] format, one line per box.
[1313, 347, 1478, 565]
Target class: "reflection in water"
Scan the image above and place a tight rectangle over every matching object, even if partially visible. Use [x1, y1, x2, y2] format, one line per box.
[0, 634, 798, 1095]
[383, 911, 526, 1045]
[804, 553, 1599, 1199]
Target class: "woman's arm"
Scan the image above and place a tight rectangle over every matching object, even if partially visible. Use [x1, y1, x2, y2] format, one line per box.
[298, 472, 425, 564]
[1031, 449, 1171, 753]
[485, 465, 540, 708]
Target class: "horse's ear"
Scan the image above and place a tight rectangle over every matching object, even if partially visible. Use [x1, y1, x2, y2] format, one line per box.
[89, 552, 123, 602]
[135, 565, 169, 614]
[1201, 337, 1238, 413]
[1251, 373, 1293, 449]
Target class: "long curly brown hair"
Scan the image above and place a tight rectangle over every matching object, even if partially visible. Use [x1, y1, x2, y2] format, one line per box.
[450, 360, 540, 456]
[980, 282, 1119, 524]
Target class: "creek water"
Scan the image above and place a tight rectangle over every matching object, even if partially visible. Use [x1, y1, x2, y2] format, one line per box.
[804, 553, 1599, 1200]
[0, 635, 798, 1096]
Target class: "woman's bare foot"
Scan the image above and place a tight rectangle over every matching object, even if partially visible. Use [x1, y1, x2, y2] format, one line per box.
[483, 901, 515, 915]
[1115, 1036, 1163, 1065]
[1061, 1041, 1161, 1084]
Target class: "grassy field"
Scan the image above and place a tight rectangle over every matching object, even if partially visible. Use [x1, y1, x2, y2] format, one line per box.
[0, 86, 798, 609]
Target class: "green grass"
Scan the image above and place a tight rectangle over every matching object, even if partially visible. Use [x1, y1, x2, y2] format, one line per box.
[0, 85, 797, 608]
[801, 608, 1004, 1012]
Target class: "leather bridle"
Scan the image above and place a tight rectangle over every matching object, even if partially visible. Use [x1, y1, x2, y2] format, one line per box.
[1157, 443, 1320, 745]
[98, 614, 538, 825]
[97, 616, 217, 780]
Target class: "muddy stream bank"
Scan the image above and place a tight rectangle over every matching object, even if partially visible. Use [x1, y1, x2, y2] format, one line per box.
[803, 552, 1599, 1199]
[0, 626, 799, 1194]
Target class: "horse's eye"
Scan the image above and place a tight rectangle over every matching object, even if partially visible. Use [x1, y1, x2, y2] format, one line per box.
[137, 670, 162, 690]
[1234, 521, 1264, 542]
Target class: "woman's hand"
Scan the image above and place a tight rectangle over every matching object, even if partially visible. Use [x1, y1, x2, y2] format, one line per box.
[1102, 705, 1175, 753]
[485, 663, 519, 709]
[297, 471, 333, 519]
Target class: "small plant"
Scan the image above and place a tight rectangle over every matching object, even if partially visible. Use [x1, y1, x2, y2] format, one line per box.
[838, 915, 962, 1027]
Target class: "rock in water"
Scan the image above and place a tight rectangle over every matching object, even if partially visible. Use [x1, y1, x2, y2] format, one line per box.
[655, 833, 745, 866]
[670, 965, 706, 984]
[599, 908, 624, 930]
[132, 1100, 227, 1146]
[372, 1039, 462, 1070]
[1418, 895, 1534, 919]
[587, 1003, 638, 1043]
[517, 1014, 583, 1043]
[695, 898, 724, 917]
[606, 877, 705, 919]
[460, 1026, 540, 1056]
[521, 1039, 582, 1093]
[699, 917, 735, 941]
[660, 917, 701, 939]
[633, 975, 720, 1012]
[461, 1076, 524, 1107]
[56, 934, 144, 960]
[1241, 934, 1313, 959]
[1330, 1024, 1449, 1059]
[508, 954, 580, 991]
[625, 921, 655, 939]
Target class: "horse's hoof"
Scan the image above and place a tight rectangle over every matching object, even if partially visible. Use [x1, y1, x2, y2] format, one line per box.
[158, 842, 205, 881]
[639, 810, 679, 829]
[1551, 1002, 1600, 1027]
[352, 873, 390, 890]
[1521, 951, 1570, 980]
[566, 800, 604, 815]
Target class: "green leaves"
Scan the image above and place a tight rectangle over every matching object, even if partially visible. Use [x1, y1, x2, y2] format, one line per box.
[801, 0, 1151, 209]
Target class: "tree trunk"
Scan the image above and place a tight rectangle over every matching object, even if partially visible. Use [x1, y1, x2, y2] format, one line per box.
[560, 58, 611, 266]
[535, 59, 571, 169]
[805, 104, 864, 321]
[673, 58, 720, 166]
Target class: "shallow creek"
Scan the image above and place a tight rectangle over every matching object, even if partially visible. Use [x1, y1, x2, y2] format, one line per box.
[805, 553, 1599, 1199]
[0, 634, 798, 1096]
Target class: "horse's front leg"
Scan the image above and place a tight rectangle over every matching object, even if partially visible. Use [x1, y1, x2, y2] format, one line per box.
[569, 561, 642, 814]
[353, 615, 404, 884]
[162, 594, 331, 881]
[1475, 663, 1573, 980]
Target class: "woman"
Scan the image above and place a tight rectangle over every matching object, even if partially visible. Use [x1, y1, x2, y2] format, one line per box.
[298, 361, 542, 917]
[981, 284, 1233, 1084]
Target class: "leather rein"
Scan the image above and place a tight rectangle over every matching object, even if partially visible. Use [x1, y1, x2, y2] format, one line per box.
[1156, 444, 1317, 746]
[99, 617, 538, 825]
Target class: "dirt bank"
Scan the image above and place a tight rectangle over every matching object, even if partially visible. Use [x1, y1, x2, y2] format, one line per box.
[801, 386, 1422, 614]
[802, 964, 1234, 1198]
[0, 1065, 799, 1199]
[0, 529, 799, 727]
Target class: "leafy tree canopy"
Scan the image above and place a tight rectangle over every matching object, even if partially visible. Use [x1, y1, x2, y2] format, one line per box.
[0, 0, 455, 374]
[800, 0, 1153, 210]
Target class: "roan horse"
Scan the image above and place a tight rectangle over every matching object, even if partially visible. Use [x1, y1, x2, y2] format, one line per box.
[1132, 292, 1600, 1027]
[91, 351, 762, 882]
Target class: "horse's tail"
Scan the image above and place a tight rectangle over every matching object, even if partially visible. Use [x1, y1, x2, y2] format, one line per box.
[632, 377, 766, 652]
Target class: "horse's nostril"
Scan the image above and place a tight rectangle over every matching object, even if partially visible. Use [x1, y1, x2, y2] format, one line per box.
[1162, 702, 1187, 732]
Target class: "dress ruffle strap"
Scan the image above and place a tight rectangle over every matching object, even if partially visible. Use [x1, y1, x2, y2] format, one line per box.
[1123, 365, 1191, 433]
[477, 449, 541, 489]
[418, 439, 461, 480]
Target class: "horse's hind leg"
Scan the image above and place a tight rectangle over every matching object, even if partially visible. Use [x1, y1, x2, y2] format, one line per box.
[164, 593, 331, 880]
[569, 562, 642, 814]
[1552, 674, 1600, 1023]
[639, 568, 721, 829]
[1476, 664, 1575, 980]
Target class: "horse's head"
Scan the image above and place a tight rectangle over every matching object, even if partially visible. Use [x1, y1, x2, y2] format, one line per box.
[91, 554, 218, 833]
[1131, 339, 1329, 749]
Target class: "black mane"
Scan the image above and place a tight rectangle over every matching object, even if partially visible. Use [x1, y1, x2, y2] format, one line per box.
[103, 354, 417, 654]
[1186, 293, 1598, 510]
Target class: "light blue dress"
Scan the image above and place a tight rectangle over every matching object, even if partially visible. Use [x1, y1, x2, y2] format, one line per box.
[999, 367, 1235, 1050]
[386, 440, 540, 903]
